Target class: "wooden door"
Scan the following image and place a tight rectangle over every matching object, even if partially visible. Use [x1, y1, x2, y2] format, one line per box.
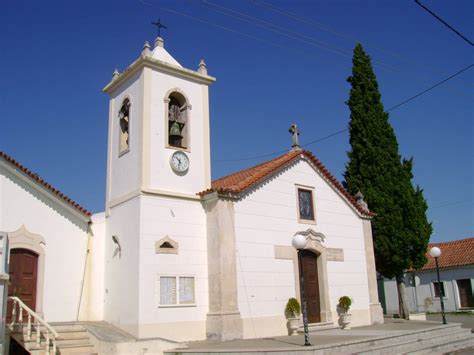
[7, 249, 38, 320]
[457, 279, 474, 308]
[301, 250, 321, 323]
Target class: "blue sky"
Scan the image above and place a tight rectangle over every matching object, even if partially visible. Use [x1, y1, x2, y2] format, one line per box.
[1, 0, 472, 242]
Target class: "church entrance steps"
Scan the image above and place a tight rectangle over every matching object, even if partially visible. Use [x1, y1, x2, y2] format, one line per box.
[9, 322, 97, 354]
[164, 320, 474, 355]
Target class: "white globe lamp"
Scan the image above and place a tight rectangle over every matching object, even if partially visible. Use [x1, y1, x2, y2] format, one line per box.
[292, 234, 307, 250]
[430, 246, 441, 258]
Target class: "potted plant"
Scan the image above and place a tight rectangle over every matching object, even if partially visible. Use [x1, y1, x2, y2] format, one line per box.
[285, 298, 301, 335]
[338, 296, 352, 329]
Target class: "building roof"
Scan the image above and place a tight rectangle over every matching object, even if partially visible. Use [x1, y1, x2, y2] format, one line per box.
[0, 151, 92, 218]
[420, 237, 474, 271]
[201, 149, 373, 218]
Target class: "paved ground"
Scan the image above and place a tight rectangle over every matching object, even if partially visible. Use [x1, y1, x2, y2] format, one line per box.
[426, 313, 474, 332]
[176, 319, 443, 352]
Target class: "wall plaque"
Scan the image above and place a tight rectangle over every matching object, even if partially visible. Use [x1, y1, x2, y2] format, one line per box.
[327, 248, 344, 261]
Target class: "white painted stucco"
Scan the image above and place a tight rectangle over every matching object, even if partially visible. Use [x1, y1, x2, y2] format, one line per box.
[107, 71, 143, 203]
[0, 160, 89, 322]
[103, 194, 208, 340]
[233, 158, 371, 336]
[148, 71, 209, 194]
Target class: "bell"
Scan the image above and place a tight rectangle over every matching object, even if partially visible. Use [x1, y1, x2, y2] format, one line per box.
[169, 121, 184, 147]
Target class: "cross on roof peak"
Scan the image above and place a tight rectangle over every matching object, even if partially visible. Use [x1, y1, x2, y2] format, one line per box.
[289, 124, 302, 151]
[151, 19, 167, 38]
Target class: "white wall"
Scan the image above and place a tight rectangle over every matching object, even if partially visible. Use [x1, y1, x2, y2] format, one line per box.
[0, 164, 89, 322]
[233, 159, 370, 329]
[103, 197, 141, 337]
[148, 71, 208, 194]
[137, 194, 208, 340]
[79, 212, 106, 321]
[384, 268, 474, 314]
[108, 71, 143, 202]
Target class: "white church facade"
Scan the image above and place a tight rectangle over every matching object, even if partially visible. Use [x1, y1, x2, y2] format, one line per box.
[1, 36, 383, 345]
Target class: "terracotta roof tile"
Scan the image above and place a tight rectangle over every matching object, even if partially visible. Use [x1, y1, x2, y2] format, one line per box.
[0, 151, 92, 218]
[201, 150, 373, 218]
[420, 237, 474, 271]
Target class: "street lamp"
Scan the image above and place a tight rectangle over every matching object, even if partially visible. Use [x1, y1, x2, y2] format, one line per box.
[430, 246, 447, 325]
[292, 234, 311, 346]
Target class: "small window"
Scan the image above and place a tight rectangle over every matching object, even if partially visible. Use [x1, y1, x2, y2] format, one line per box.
[433, 282, 445, 298]
[298, 188, 315, 221]
[118, 98, 131, 154]
[159, 276, 195, 306]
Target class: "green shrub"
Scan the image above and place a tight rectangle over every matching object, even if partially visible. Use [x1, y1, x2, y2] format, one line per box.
[285, 298, 301, 318]
[338, 296, 352, 313]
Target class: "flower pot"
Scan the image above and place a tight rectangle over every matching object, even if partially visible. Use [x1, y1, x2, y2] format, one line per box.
[287, 317, 300, 336]
[341, 313, 352, 330]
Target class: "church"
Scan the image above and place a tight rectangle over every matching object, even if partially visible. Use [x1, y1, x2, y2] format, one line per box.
[1, 34, 383, 349]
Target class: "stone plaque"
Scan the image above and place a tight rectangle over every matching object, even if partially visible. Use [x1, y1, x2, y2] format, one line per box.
[327, 248, 344, 261]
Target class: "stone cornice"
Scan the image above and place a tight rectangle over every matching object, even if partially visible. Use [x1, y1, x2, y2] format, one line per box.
[103, 55, 216, 94]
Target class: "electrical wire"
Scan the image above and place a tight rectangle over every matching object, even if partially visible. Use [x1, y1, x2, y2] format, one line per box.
[414, 0, 473, 46]
[216, 63, 474, 162]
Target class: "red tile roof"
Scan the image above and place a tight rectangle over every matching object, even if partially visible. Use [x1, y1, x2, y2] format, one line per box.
[201, 150, 373, 218]
[419, 237, 474, 271]
[0, 151, 92, 218]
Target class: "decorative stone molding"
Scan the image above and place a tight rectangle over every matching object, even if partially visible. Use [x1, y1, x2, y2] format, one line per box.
[8, 225, 46, 316]
[155, 236, 178, 254]
[294, 228, 325, 243]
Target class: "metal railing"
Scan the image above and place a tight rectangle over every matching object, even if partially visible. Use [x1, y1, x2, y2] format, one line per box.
[9, 296, 59, 354]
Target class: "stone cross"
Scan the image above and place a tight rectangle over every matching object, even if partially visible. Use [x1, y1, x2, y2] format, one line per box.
[151, 19, 167, 37]
[289, 124, 301, 150]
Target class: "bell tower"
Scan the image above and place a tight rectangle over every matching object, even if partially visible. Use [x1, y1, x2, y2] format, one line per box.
[103, 36, 216, 211]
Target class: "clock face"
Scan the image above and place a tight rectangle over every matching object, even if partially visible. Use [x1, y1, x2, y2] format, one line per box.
[170, 151, 189, 173]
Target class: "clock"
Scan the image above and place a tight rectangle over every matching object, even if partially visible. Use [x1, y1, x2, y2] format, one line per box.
[170, 151, 189, 173]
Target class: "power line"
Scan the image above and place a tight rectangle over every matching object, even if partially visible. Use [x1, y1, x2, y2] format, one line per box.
[414, 0, 473, 46]
[216, 63, 474, 162]
[249, 0, 472, 93]
[386, 64, 474, 111]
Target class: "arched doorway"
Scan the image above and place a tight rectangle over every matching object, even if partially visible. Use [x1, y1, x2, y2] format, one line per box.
[300, 250, 321, 323]
[8, 249, 38, 315]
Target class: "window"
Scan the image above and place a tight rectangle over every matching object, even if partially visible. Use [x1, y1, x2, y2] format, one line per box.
[298, 188, 315, 221]
[118, 98, 131, 154]
[167, 92, 189, 149]
[433, 281, 445, 298]
[159, 276, 195, 306]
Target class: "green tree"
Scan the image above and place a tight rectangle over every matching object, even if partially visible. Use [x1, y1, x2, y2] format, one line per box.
[344, 43, 432, 319]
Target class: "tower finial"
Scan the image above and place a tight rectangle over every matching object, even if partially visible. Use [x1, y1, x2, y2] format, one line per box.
[289, 124, 301, 151]
[198, 59, 208, 75]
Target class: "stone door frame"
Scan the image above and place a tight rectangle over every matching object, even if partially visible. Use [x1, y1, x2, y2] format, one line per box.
[8, 225, 46, 317]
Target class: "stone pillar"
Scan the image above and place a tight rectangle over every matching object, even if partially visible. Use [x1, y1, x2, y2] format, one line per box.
[362, 220, 384, 324]
[204, 194, 243, 341]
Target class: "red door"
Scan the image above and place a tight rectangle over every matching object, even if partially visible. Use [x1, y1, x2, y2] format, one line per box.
[7, 249, 38, 320]
[301, 250, 321, 323]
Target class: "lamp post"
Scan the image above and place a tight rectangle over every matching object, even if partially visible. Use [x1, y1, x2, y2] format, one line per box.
[292, 234, 311, 346]
[430, 246, 447, 325]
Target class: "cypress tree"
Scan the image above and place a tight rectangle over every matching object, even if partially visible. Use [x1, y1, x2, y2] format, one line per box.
[344, 44, 431, 319]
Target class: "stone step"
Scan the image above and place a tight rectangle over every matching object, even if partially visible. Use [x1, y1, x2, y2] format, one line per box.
[356, 327, 473, 354]
[56, 343, 96, 354]
[404, 332, 474, 354]
[24, 330, 89, 342]
[297, 321, 340, 333]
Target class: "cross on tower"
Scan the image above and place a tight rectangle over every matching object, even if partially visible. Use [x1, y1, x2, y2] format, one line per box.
[151, 19, 167, 37]
[289, 124, 301, 151]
